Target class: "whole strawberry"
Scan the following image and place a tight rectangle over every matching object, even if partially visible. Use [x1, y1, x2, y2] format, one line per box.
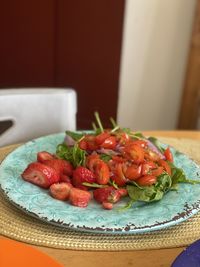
[72, 166, 96, 190]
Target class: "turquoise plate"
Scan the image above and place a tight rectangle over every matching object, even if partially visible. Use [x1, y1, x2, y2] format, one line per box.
[0, 133, 200, 234]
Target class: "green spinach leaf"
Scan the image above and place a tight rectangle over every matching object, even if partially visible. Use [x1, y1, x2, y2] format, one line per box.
[127, 184, 164, 202]
[127, 174, 172, 203]
[56, 143, 86, 168]
[65, 130, 85, 141]
[170, 163, 200, 185]
[100, 154, 112, 162]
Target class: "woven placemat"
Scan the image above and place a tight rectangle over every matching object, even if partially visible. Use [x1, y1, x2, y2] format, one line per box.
[0, 137, 200, 251]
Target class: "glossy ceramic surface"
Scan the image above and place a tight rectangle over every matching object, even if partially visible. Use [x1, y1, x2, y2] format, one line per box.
[0, 133, 200, 234]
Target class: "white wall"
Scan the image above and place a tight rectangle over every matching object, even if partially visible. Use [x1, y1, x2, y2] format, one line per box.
[117, 0, 196, 130]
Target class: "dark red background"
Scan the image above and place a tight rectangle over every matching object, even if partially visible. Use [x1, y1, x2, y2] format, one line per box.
[0, 0, 125, 129]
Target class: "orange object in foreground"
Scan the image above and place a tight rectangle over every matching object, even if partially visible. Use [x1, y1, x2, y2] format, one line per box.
[0, 238, 63, 267]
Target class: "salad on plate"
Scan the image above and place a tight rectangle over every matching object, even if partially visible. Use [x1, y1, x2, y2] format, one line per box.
[21, 112, 200, 211]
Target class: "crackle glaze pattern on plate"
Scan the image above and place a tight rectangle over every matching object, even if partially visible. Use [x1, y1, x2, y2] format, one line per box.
[0, 133, 200, 234]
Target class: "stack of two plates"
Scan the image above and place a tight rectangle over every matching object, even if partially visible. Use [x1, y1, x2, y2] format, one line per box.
[0, 133, 200, 265]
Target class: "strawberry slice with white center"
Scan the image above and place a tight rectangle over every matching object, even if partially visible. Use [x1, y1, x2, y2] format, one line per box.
[69, 188, 91, 208]
[37, 151, 55, 163]
[49, 182, 73, 200]
[21, 162, 60, 188]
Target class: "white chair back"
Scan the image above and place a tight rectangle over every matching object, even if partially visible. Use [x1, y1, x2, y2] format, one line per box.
[0, 88, 77, 147]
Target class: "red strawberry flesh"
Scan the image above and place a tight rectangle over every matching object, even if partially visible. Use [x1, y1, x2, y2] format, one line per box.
[37, 151, 55, 163]
[60, 174, 72, 184]
[21, 162, 60, 188]
[72, 166, 96, 190]
[93, 186, 121, 204]
[49, 182, 72, 200]
[69, 188, 91, 208]
[43, 159, 73, 177]
[102, 202, 113, 210]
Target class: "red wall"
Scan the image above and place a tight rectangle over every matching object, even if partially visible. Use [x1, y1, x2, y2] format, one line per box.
[0, 0, 125, 129]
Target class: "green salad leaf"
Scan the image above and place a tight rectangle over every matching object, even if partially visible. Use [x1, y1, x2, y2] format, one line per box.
[100, 154, 112, 162]
[56, 143, 86, 168]
[170, 163, 200, 185]
[121, 128, 145, 140]
[127, 173, 172, 203]
[65, 130, 85, 141]
[127, 164, 200, 207]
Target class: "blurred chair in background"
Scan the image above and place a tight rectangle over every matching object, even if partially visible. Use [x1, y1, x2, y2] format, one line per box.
[0, 88, 77, 147]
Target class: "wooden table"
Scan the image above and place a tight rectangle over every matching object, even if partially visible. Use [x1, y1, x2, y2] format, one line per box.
[1, 130, 200, 267]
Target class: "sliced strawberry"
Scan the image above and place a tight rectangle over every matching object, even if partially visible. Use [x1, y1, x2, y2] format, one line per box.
[151, 166, 164, 177]
[164, 147, 173, 162]
[125, 164, 142, 180]
[62, 161, 73, 176]
[84, 135, 99, 151]
[111, 175, 126, 187]
[21, 162, 59, 188]
[43, 159, 73, 177]
[141, 161, 157, 176]
[158, 159, 171, 175]
[69, 188, 91, 208]
[49, 182, 72, 200]
[95, 132, 110, 145]
[60, 174, 72, 184]
[144, 150, 160, 162]
[86, 154, 111, 185]
[95, 161, 110, 185]
[72, 166, 96, 190]
[117, 188, 128, 197]
[37, 151, 55, 163]
[86, 154, 100, 172]
[136, 175, 157, 186]
[123, 143, 145, 164]
[102, 202, 113, 210]
[111, 163, 128, 186]
[100, 136, 117, 150]
[116, 132, 130, 145]
[93, 186, 121, 204]
[78, 139, 88, 150]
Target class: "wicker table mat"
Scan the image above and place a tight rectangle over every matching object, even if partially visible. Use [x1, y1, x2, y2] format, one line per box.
[0, 137, 200, 251]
